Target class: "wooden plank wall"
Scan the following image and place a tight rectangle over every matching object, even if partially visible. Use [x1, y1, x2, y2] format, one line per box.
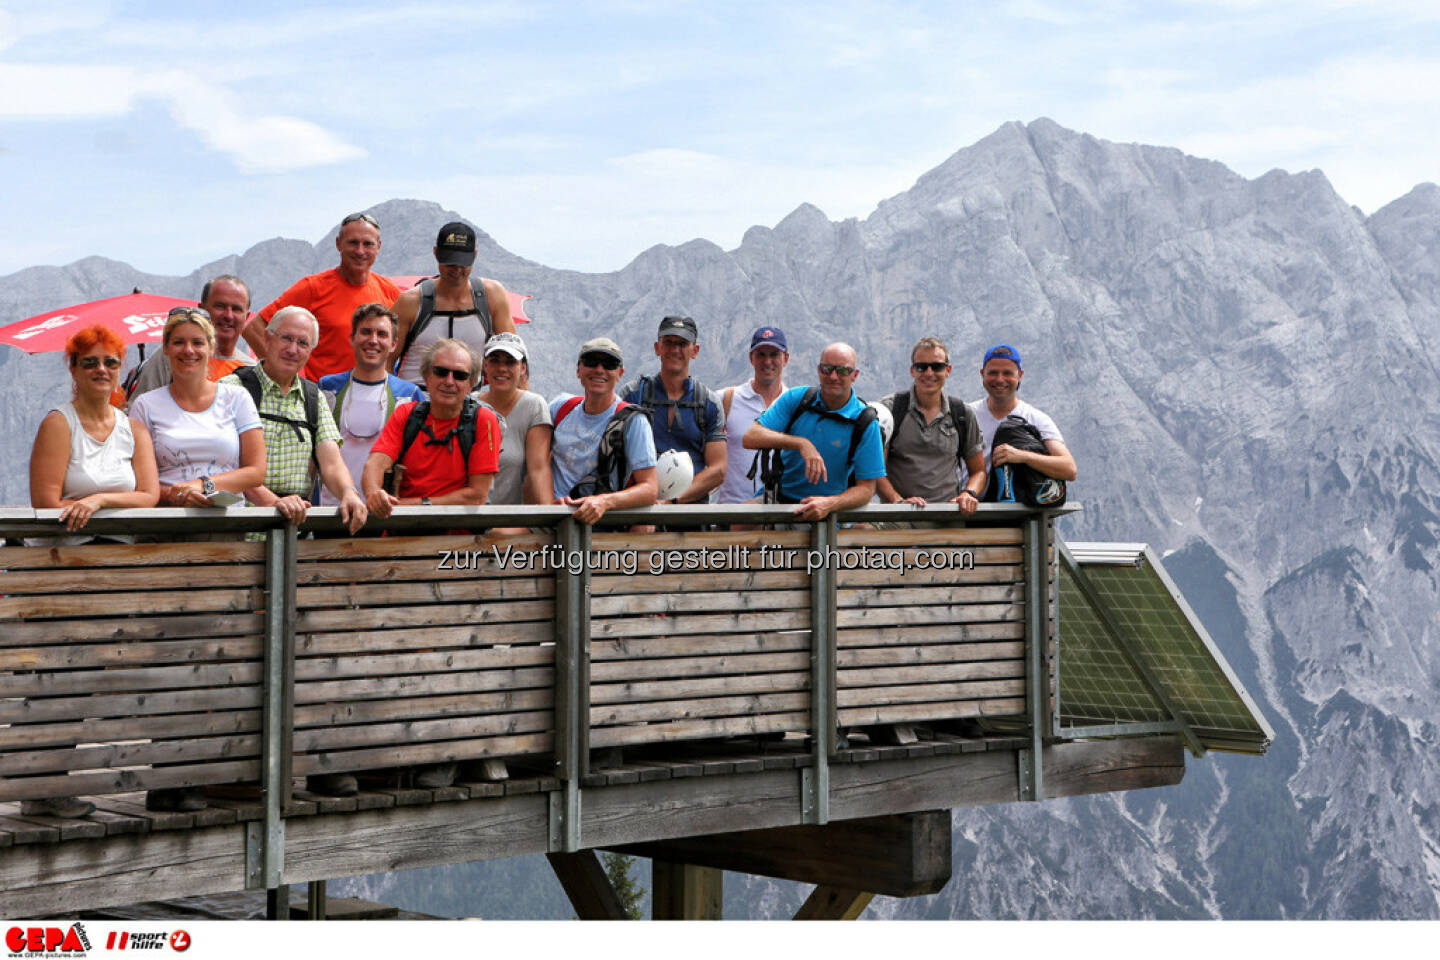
[0, 540, 266, 801]
[290, 532, 558, 777]
[588, 531, 814, 748]
[834, 527, 1028, 727]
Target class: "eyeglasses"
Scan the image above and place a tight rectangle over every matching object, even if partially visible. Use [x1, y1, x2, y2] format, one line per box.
[341, 212, 379, 228]
[167, 306, 211, 320]
[818, 363, 856, 377]
[430, 364, 472, 381]
[271, 333, 313, 350]
[911, 361, 949, 373]
[579, 353, 621, 370]
[77, 356, 122, 370]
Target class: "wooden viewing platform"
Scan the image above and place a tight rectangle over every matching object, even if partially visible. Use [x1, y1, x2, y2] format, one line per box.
[0, 503, 1265, 920]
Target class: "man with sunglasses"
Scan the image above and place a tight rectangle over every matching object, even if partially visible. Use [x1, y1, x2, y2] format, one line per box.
[362, 338, 500, 519]
[220, 307, 368, 535]
[318, 304, 423, 507]
[743, 342, 886, 521]
[242, 211, 401, 381]
[550, 337, 658, 525]
[126, 276, 255, 401]
[877, 337, 987, 515]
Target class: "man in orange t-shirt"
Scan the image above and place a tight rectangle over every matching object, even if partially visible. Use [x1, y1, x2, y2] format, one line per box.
[242, 212, 401, 380]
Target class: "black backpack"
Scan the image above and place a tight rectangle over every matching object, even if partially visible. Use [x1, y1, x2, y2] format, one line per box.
[987, 415, 1067, 507]
[396, 276, 491, 373]
[232, 365, 322, 469]
[750, 387, 878, 502]
[620, 375, 717, 445]
[393, 396, 485, 467]
[554, 398, 652, 497]
[888, 391, 976, 469]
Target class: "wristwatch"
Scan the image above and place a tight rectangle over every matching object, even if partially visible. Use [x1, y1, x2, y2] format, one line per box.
[960, 489, 979, 501]
[201, 476, 217, 497]
[421, 497, 433, 506]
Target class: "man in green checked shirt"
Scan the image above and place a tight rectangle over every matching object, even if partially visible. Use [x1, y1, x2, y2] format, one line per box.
[221, 306, 368, 534]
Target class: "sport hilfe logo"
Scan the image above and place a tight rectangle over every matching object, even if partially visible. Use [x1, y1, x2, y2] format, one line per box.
[5, 923, 91, 955]
[101, 931, 188, 952]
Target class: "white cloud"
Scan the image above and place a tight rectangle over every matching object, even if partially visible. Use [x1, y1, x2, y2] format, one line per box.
[0, 64, 364, 172]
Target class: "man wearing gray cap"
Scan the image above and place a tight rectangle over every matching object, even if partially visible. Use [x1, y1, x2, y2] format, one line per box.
[621, 315, 726, 504]
[390, 221, 515, 386]
[549, 337, 658, 524]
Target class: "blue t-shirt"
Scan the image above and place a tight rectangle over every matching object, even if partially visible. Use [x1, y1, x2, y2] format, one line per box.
[755, 386, 886, 499]
[549, 395, 658, 498]
[620, 376, 725, 477]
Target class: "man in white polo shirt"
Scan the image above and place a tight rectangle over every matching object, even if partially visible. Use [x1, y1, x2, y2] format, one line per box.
[967, 343, 1076, 491]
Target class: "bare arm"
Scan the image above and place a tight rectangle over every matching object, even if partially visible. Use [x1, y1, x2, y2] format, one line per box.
[426, 473, 493, 507]
[743, 421, 825, 484]
[484, 278, 516, 336]
[992, 438, 1076, 481]
[239, 315, 268, 360]
[386, 288, 421, 370]
[361, 449, 399, 518]
[29, 411, 73, 509]
[521, 424, 554, 506]
[566, 466, 657, 524]
[676, 439, 726, 503]
[793, 478, 877, 522]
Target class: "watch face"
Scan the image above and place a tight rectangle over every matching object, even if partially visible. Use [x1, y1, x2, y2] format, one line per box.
[202, 477, 217, 496]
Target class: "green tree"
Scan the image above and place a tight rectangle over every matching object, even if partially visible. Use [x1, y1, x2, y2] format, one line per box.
[601, 852, 643, 920]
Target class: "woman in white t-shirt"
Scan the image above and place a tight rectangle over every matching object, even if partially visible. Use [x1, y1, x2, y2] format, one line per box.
[129, 308, 265, 507]
[476, 332, 553, 513]
[29, 324, 161, 539]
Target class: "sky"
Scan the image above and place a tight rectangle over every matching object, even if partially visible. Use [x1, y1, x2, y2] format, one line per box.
[2, 0, 1439, 277]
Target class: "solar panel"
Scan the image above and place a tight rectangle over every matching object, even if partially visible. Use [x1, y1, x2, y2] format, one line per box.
[1056, 540, 1274, 756]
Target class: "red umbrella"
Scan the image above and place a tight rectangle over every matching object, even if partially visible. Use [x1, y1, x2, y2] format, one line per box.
[0, 292, 197, 353]
[389, 276, 532, 323]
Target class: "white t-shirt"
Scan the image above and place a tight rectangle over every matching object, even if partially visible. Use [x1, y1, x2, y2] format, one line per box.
[323, 378, 389, 506]
[715, 381, 776, 504]
[486, 391, 552, 505]
[130, 383, 262, 485]
[964, 397, 1064, 484]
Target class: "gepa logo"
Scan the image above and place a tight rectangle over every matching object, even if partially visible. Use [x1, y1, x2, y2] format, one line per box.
[5, 923, 90, 956]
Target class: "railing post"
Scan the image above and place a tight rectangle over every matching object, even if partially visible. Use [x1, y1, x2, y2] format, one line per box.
[1022, 512, 1049, 801]
[805, 515, 836, 825]
[551, 518, 590, 852]
[259, 523, 296, 909]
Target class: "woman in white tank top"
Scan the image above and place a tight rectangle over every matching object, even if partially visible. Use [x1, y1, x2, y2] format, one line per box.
[29, 324, 160, 539]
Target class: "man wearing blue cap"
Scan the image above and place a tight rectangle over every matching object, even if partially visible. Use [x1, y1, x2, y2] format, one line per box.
[715, 325, 791, 503]
[967, 344, 1076, 488]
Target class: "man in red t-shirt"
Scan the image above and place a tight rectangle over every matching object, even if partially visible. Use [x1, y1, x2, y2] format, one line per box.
[242, 212, 401, 380]
[362, 339, 499, 515]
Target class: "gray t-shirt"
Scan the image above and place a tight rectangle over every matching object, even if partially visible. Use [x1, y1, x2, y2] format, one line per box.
[881, 389, 983, 502]
[486, 390, 552, 505]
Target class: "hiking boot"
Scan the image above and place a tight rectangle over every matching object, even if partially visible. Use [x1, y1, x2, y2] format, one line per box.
[412, 763, 456, 789]
[305, 773, 358, 797]
[145, 787, 207, 812]
[20, 796, 95, 819]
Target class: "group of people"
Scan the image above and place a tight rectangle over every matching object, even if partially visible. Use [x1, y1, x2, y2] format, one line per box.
[23, 210, 1076, 816]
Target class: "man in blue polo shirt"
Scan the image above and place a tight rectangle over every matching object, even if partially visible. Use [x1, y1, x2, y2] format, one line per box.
[743, 341, 886, 521]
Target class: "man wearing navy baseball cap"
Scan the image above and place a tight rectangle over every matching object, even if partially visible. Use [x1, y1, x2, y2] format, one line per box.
[966, 343, 1076, 490]
[715, 326, 791, 503]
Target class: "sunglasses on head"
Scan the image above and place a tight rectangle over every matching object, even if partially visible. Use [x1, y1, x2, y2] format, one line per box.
[912, 361, 949, 373]
[167, 306, 210, 320]
[430, 364, 472, 381]
[77, 356, 122, 370]
[818, 363, 855, 377]
[342, 212, 379, 228]
[579, 353, 621, 370]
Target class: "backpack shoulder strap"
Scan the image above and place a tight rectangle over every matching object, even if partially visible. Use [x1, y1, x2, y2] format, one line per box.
[847, 404, 879, 470]
[455, 396, 480, 466]
[471, 277, 491, 338]
[397, 278, 439, 369]
[890, 390, 910, 430]
[784, 387, 820, 434]
[394, 400, 432, 466]
[554, 396, 585, 428]
[722, 385, 736, 419]
[232, 364, 263, 410]
[946, 395, 969, 467]
[301, 378, 320, 437]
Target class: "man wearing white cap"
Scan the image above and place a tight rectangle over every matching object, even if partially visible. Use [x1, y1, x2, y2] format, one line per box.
[549, 337, 657, 524]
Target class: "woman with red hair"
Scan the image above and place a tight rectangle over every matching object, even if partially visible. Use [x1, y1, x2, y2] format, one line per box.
[29, 324, 160, 538]
[24, 324, 160, 819]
